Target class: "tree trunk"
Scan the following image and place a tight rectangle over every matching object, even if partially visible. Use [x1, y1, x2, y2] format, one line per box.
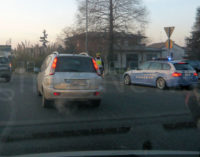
[108, 0, 114, 67]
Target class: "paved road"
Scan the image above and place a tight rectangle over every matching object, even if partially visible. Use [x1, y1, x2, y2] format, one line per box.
[0, 73, 191, 123]
[0, 73, 200, 155]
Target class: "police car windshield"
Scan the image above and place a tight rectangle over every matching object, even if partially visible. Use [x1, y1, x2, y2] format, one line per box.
[55, 56, 96, 73]
[173, 63, 194, 70]
[0, 57, 9, 64]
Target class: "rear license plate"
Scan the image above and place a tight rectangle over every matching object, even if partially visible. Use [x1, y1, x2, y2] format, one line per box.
[183, 73, 192, 77]
[65, 79, 88, 86]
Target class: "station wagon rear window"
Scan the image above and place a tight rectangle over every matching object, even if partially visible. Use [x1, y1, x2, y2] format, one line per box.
[173, 63, 194, 70]
[55, 56, 96, 73]
[0, 57, 9, 64]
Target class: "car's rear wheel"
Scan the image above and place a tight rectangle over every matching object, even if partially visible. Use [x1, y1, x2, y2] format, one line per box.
[197, 72, 200, 79]
[37, 90, 42, 96]
[124, 75, 131, 85]
[182, 85, 193, 90]
[36, 84, 42, 96]
[156, 78, 166, 90]
[42, 95, 52, 108]
[5, 76, 11, 82]
[90, 100, 101, 108]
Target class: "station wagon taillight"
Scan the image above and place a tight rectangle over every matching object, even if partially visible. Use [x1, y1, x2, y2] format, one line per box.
[94, 92, 100, 96]
[172, 72, 182, 77]
[53, 92, 61, 96]
[49, 57, 58, 75]
[194, 72, 198, 76]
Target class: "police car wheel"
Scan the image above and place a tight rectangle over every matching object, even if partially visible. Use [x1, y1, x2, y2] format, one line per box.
[156, 78, 166, 90]
[124, 75, 131, 85]
[5, 76, 11, 82]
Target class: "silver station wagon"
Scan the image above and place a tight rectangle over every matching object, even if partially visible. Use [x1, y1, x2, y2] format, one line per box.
[37, 52, 103, 108]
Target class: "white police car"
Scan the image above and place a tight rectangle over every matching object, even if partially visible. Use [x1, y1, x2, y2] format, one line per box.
[123, 60, 198, 89]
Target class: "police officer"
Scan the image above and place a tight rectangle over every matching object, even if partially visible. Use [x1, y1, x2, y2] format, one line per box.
[95, 53, 104, 76]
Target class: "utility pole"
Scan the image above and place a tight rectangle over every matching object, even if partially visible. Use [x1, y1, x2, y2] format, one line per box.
[85, 0, 88, 53]
[109, 0, 114, 63]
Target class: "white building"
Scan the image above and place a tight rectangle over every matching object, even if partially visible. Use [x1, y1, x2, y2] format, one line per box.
[148, 42, 186, 60]
[110, 45, 162, 71]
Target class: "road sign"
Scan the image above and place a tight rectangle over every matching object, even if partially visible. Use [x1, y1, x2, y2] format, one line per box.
[164, 27, 175, 38]
[165, 39, 173, 49]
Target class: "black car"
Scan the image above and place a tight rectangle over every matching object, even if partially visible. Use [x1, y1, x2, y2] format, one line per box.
[183, 60, 200, 78]
[0, 56, 12, 82]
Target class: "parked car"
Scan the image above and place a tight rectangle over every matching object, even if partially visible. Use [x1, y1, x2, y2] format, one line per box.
[182, 60, 200, 78]
[0, 56, 12, 82]
[123, 60, 198, 89]
[37, 52, 103, 108]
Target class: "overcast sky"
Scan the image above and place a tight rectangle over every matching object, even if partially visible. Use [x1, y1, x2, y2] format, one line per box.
[0, 0, 199, 47]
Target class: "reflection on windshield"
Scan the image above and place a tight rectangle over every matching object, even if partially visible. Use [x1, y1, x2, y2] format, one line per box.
[0, 0, 200, 156]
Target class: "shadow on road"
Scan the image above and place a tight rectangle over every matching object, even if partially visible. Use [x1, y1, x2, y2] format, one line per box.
[53, 101, 99, 115]
[0, 78, 6, 83]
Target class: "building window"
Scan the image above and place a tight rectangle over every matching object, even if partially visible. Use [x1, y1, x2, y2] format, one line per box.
[126, 54, 138, 69]
[124, 40, 129, 47]
[113, 54, 118, 61]
[146, 54, 156, 61]
[116, 39, 121, 46]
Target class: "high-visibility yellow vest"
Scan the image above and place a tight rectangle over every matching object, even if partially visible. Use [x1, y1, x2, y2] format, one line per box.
[95, 58, 102, 67]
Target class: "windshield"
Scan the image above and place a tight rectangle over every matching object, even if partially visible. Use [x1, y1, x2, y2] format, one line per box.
[56, 56, 96, 73]
[174, 63, 194, 70]
[1, 0, 200, 156]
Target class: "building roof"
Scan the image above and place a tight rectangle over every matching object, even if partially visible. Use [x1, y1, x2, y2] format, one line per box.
[114, 45, 162, 53]
[148, 42, 165, 49]
[148, 42, 184, 49]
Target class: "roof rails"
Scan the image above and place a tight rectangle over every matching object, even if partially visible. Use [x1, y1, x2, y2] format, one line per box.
[80, 52, 89, 56]
[52, 51, 59, 55]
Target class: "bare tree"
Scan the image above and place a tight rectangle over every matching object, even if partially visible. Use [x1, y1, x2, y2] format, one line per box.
[60, 27, 82, 53]
[76, 0, 147, 62]
[12, 41, 62, 69]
